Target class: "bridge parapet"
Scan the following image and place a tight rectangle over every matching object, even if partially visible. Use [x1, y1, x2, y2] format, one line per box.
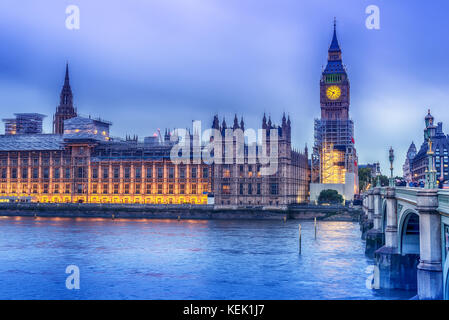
[437, 190, 449, 215]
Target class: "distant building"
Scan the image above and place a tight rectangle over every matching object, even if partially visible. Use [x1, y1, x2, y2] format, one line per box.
[310, 20, 358, 202]
[410, 110, 449, 184]
[2, 113, 46, 135]
[53, 63, 77, 134]
[359, 162, 381, 177]
[212, 114, 309, 206]
[403, 142, 417, 183]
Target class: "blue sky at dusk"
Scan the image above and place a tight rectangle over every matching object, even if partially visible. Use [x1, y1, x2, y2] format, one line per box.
[0, 0, 448, 174]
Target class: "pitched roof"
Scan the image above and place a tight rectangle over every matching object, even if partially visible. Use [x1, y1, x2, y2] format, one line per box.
[0, 134, 64, 151]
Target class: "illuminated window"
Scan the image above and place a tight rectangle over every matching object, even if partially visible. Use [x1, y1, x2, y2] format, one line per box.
[222, 184, 230, 195]
[180, 184, 185, 194]
[191, 184, 197, 194]
[135, 184, 140, 194]
[113, 184, 119, 194]
[124, 184, 129, 194]
[146, 184, 151, 194]
[92, 184, 97, 194]
[157, 184, 163, 194]
[168, 184, 174, 194]
[33, 184, 38, 194]
[43, 184, 48, 194]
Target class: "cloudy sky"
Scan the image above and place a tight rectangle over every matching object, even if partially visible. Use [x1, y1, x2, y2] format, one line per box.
[0, 0, 448, 174]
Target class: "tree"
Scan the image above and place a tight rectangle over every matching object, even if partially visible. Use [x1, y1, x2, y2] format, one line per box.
[318, 189, 344, 204]
[358, 167, 372, 192]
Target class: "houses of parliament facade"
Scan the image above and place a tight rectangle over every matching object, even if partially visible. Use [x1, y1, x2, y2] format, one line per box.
[0, 65, 309, 205]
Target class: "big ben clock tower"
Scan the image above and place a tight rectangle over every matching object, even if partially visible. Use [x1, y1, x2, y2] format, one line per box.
[320, 19, 350, 120]
[312, 19, 358, 199]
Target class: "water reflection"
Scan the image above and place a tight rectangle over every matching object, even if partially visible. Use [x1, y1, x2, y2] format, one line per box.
[0, 216, 414, 300]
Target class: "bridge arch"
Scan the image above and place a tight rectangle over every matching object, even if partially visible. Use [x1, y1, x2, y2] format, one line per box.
[398, 209, 420, 255]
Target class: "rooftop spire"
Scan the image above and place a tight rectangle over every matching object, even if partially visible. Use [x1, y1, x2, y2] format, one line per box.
[64, 62, 70, 85]
[329, 18, 341, 52]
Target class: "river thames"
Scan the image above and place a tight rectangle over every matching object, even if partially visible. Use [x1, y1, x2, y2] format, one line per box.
[0, 216, 414, 300]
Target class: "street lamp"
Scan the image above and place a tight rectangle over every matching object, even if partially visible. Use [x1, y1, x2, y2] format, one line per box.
[389, 147, 395, 187]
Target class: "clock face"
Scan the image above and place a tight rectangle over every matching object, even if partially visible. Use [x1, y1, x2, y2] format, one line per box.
[326, 85, 341, 100]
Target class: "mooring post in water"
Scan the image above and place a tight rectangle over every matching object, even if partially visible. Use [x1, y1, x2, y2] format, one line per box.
[178, 215, 180, 221]
[112, 214, 115, 220]
[298, 224, 302, 254]
[283, 216, 286, 223]
[34, 213, 37, 219]
[314, 217, 317, 239]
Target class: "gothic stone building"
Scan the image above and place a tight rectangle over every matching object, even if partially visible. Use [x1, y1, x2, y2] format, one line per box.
[211, 114, 309, 206]
[409, 110, 449, 185]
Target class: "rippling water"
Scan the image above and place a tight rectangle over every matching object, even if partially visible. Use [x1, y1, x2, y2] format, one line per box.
[0, 216, 414, 300]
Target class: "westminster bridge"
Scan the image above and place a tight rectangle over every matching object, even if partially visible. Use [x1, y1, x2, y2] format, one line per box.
[361, 186, 449, 300]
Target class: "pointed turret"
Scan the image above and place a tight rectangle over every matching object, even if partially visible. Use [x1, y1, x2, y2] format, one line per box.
[240, 116, 245, 131]
[53, 62, 77, 134]
[262, 113, 267, 130]
[329, 17, 341, 53]
[212, 114, 220, 130]
[233, 114, 239, 130]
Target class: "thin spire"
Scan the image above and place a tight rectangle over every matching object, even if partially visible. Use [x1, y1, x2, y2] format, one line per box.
[64, 62, 70, 85]
[329, 18, 340, 52]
